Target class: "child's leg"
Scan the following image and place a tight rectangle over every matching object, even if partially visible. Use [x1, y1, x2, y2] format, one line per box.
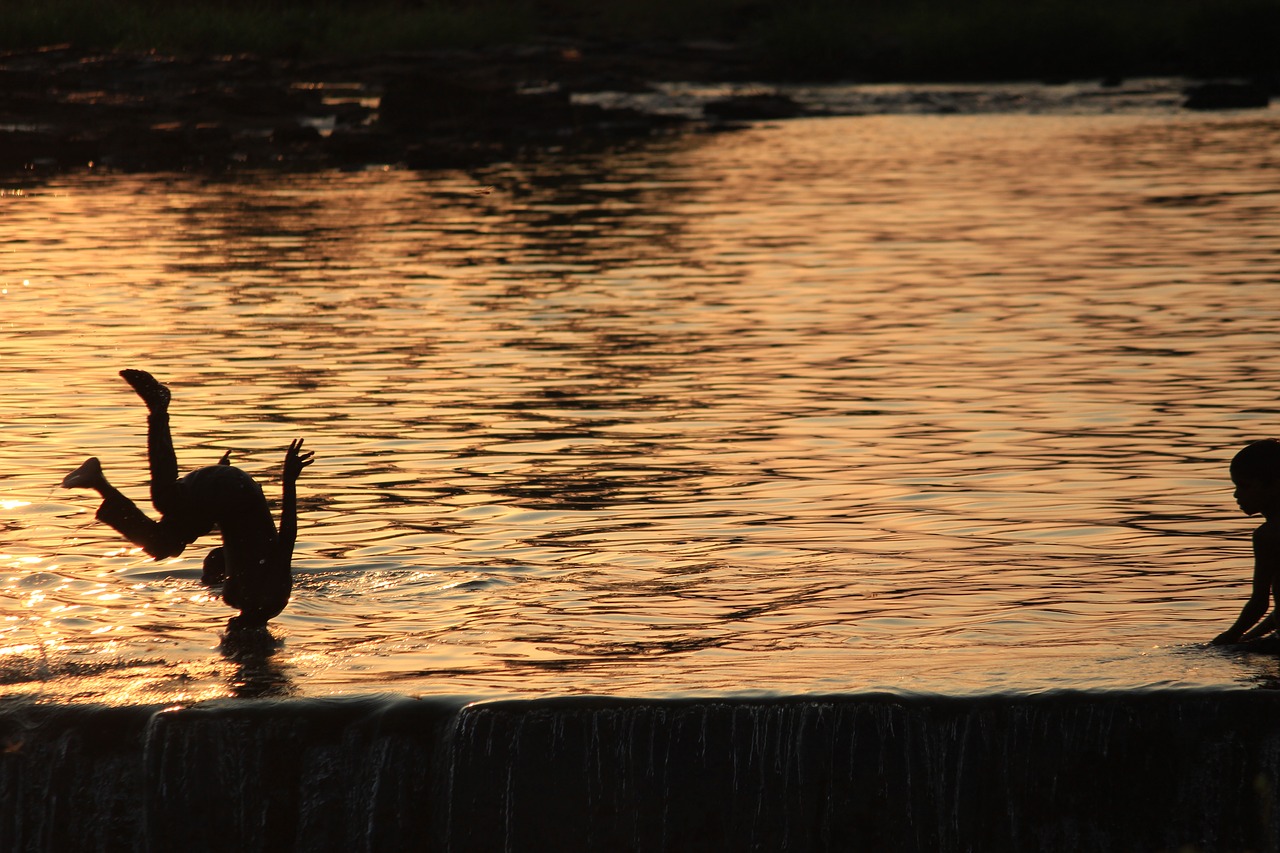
[146, 409, 184, 513]
[95, 485, 188, 559]
[119, 370, 182, 513]
[62, 458, 188, 559]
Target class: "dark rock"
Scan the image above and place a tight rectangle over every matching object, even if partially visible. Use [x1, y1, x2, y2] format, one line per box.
[403, 140, 505, 170]
[376, 71, 617, 146]
[378, 74, 555, 131]
[0, 130, 53, 171]
[1183, 80, 1271, 110]
[703, 92, 805, 121]
[98, 125, 194, 171]
[270, 122, 322, 145]
[322, 129, 400, 167]
[208, 82, 318, 117]
[0, 43, 714, 176]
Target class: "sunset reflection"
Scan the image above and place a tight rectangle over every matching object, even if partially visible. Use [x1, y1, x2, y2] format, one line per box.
[3, 110, 1280, 703]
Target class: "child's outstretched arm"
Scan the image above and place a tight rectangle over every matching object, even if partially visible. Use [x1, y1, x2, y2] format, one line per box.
[1240, 612, 1278, 642]
[1212, 580, 1269, 645]
[1212, 529, 1278, 645]
[279, 438, 315, 559]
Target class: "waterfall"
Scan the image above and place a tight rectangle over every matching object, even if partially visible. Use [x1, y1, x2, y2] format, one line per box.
[4, 691, 1279, 851]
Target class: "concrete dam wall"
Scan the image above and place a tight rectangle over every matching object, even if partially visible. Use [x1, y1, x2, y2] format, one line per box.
[4, 690, 1280, 851]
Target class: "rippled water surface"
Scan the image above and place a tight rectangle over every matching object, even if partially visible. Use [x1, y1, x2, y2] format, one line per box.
[4, 105, 1280, 703]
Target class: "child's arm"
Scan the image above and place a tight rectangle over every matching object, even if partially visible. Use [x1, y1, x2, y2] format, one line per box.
[1212, 527, 1279, 645]
[1241, 612, 1278, 642]
[278, 439, 315, 561]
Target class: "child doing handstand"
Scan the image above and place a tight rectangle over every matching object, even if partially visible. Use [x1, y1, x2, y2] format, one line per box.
[1211, 438, 1280, 645]
[62, 369, 314, 629]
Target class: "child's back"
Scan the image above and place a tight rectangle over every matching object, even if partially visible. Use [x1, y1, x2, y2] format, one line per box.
[1211, 439, 1280, 645]
[182, 464, 291, 625]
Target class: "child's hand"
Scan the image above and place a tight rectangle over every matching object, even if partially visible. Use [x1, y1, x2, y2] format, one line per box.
[283, 438, 315, 484]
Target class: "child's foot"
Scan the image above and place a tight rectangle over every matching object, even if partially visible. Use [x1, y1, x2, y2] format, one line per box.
[61, 457, 105, 490]
[120, 369, 170, 411]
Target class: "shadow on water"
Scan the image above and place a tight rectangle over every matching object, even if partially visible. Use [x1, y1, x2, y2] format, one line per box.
[219, 626, 295, 699]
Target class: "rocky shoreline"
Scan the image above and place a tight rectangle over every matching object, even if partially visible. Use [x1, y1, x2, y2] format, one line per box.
[0, 42, 1272, 178]
[0, 41, 771, 177]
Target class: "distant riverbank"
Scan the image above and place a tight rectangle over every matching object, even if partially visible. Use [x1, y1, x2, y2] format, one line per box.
[1, 0, 1276, 177]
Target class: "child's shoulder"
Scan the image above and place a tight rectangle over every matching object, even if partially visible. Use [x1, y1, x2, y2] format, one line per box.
[1255, 520, 1280, 548]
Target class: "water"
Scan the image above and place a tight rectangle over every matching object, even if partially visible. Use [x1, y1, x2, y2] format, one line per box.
[3, 103, 1280, 704]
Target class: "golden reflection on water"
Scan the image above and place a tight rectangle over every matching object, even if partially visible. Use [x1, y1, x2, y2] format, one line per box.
[2, 110, 1280, 703]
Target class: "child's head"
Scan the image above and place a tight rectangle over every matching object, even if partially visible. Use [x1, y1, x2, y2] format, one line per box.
[1231, 439, 1280, 517]
[1231, 439, 1280, 485]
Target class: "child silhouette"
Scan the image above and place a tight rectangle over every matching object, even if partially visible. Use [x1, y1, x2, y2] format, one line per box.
[1211, 439, 1280, 645]
[62, 370, 313, 629]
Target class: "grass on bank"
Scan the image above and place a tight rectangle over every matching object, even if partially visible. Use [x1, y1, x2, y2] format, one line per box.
[0, 0, 1277, 81]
